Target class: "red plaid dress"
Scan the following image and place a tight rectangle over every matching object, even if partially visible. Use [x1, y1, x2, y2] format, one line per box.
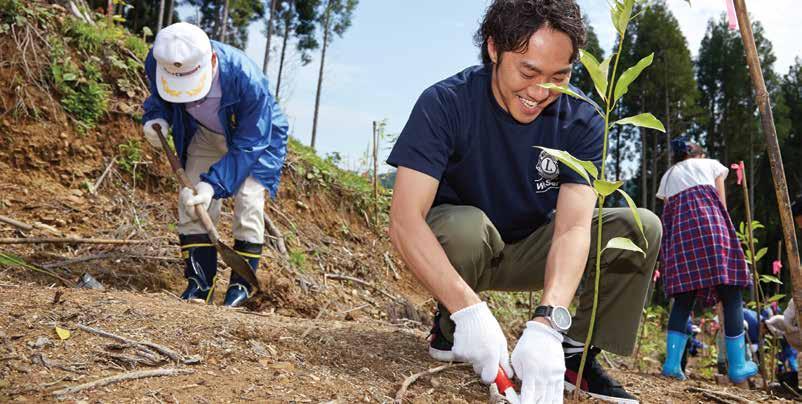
[660, 184, 750, 306]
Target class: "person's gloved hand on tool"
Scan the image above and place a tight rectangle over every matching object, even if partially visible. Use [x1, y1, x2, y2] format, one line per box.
[142, 118, 168, 150]
[450, 302, 513, 384]
[141, 22, 289, 307]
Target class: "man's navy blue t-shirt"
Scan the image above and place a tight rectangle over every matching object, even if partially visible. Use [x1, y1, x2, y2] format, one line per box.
[387, 64, 604, 243]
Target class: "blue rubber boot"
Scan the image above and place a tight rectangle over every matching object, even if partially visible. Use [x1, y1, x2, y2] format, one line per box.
[725, 332, 759, 383]
[179, 234, 217, 303]
[223, 240, 262, 307]
[662, 330, 689, 380]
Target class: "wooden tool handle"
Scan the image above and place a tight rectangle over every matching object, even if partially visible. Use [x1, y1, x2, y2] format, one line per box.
[153, 124, 220, 244]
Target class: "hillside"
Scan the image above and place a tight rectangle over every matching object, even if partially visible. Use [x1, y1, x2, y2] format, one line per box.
[0, 2, 796, 403]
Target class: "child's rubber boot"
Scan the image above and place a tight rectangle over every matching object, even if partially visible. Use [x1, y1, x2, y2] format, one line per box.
[662, 330, 688, 380]
[725, 332, 759, 384]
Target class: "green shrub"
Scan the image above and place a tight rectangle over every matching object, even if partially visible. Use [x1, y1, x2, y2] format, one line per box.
[118, 139, 142, 177]
[49, 36, 110, 132]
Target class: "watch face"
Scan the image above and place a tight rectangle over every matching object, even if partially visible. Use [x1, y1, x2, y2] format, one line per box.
[552, 306, 572, 330]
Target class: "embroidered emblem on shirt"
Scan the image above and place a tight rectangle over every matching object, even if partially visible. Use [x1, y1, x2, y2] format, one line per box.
[534, 151, 560, 193]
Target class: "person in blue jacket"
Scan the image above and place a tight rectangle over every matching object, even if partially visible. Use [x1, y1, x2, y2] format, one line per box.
[141, 22, 288, 307]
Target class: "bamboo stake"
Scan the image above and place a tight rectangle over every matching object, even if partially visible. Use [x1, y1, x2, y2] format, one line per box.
[735, 163, 768, 383]
[733, 0, 802, 389]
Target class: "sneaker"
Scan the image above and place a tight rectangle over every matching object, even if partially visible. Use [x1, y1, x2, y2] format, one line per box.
[564, 347, 639, 404]
[428, 311, 459, 362]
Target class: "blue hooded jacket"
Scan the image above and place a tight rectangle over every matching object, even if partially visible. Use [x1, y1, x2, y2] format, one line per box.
[143, 41, 289, 199]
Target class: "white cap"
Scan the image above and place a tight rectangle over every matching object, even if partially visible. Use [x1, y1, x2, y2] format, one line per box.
[153, 22, 213, 103]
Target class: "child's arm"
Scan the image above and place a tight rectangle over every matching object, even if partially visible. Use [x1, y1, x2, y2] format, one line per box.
[715, 175, 727, 209]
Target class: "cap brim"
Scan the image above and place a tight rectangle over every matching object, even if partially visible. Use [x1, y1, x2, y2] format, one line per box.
[156, 59, 213, 103]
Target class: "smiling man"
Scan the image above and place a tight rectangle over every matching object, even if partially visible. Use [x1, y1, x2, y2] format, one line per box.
[387, 1, 661, 403]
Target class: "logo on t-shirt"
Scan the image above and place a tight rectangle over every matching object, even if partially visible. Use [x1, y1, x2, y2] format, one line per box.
[534, 151, 560, 192]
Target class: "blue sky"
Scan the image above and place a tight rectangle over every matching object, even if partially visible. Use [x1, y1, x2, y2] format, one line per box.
[178, 0, 800, 174]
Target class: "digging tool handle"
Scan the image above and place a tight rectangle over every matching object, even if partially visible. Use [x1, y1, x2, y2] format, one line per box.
[152, 124, 221, 244]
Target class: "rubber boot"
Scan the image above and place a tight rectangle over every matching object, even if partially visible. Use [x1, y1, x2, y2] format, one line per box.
[662, 330, 689, 380]
[223, 240, 262, 307]
[179, 234, 217, 303]
[725, 332, 759, 383]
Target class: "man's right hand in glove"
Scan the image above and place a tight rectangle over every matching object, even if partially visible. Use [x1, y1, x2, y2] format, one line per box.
[143, 118, 168, 150]
[450, 302, 513, 384]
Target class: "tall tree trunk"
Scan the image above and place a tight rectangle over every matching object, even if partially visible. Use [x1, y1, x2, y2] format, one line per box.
[262, 0, 278, 75]
[220, 0, 231, 42]
[165, 0, 174, 26]
[156, 0, 165, 32]
[275, 10, 291, 102]
[107, 0, 114, 25]
[311, 4, 331, 150]
[641, 127, 647, 208]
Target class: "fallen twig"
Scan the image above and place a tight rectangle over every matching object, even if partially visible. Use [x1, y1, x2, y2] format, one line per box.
[91, 157, 116, 195]
[301, 302, 331, 338]
[781, 382, 802, 400]
[0, 215, 62, 236]
[384, 252, 400, 281]
[52, 367, 192, 396]
[324, 273, 401, 302]
[395, 363, 468, 403]
[601, 351, 617, 370]
[0, 237, 148, 245]
[41, 253, 181, 269]
[686, 386, 753, 403]
[76, 324, 190, 364]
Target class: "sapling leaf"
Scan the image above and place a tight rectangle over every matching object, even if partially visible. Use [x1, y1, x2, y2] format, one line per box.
[612, 113, 665, 132]
[534, 146, 593, 183]
[760, 274, 782, 285]
[594, 180, 624, 197]
[602, 237, 645, 257]
[579, 49, 608, 102]
[613, 53, 654, 103]
[755, 247, 767, 263]
[616, 189, 648, 249]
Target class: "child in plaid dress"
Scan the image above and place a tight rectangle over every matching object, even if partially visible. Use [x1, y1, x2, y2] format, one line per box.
[657, 137, 757, 383]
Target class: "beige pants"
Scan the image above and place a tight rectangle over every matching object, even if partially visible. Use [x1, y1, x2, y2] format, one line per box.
[427, 204, 662, 355]
[176, 126, 265, 244]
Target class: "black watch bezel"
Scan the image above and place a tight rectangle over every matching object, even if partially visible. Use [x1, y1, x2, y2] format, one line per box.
[532, 305, 571, 332]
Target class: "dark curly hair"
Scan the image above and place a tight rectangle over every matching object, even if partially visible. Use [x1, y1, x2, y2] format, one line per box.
[475, 0, 587, 65]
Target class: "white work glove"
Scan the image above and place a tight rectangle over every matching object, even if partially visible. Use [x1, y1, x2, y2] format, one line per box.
[143, 118, 168, 150]
[512, 321, 566, 404]
[179, 182, 215, 220]
[450, 302, 514, 384]
[767, 299, 801, 351]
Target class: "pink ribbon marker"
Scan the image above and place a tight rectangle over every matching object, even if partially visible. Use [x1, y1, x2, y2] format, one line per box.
[730, 161, 744, 185]
[773, 260, 783, 275]
[725, 0, 738, 30]
[653, 269, 661, 283]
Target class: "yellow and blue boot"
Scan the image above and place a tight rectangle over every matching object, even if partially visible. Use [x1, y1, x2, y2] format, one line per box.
[179, 234, 217, 303]
[662, 330, 688, 380]
[725, 332, 759, 383]
[223, 240, 262, 307]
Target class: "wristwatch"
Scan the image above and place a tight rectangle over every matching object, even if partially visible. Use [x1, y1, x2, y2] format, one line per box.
[533, 305, 572, 332]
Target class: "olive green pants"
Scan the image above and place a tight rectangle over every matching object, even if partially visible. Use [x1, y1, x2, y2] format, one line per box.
[427, 204, 662, 355]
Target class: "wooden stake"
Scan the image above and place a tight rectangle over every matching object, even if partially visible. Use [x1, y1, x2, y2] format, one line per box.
[733, 0, 802, 389]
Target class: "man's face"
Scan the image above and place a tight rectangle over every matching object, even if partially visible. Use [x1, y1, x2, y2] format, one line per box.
[488, 27, 574, 124]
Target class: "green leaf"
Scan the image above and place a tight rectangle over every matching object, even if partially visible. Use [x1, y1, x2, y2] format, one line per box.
[579, 49, 608, 101]
[538, 83, 590, 102]
[602, 237, 645, 257]
[739, 222, 745, 234]
[62, 73, 78, 82]
[760, 274, 782, 285]
[752, 221, 764, 231]
[610, 0, 636, 35]
[755, 247, 767, 262]
[594, 179, 624, 197]
[534, 146, 592, 183]
[616, 189, 648, 249]
[767, 294, 786, 303]
[613, 53, 654, 103]
[612, 113, 665, 132]
[600, 56, 612, 82]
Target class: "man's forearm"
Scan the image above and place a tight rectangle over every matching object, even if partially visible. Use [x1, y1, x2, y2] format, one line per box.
[541, 224, 591, 308]
[389, 216, 480, 313]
